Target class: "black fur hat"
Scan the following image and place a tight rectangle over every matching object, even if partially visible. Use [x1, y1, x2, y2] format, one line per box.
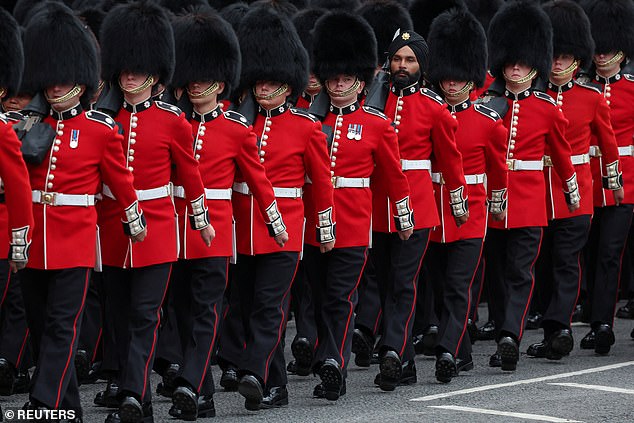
[21, 2, 98, 104]
[583, 0, 634, 57]
[409, 0, 466, 38]
[172, 8, 240, 98]
[250, 0, 299, 16]
[219, 1, 248, 30]
[100, 0, 175, 85]
[313, 11, 377, 84]
[359, 0, 413, 65]
[292, 8, 326, 72]
[464, 0, 502, 32]
[238, 6, 308, 94]
[160, 0, 210, 16]
[543, 0, 594, 68]
[13, 0, 62, 25]
[0, 8, 24, 98]
[310, 0, 360, 11]
[427, 8, 487, 87]
[488, 0, 553, 79]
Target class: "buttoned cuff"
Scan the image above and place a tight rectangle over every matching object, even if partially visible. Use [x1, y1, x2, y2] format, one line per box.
[449, 186, 469, 217]
[265, 200, 286, 237]
[316, 207, 336, 243]
[564, 173, 581, 206]
[393, 197, 415, 231]
[9, 226, 31, 262]
[488, 188, 507, 214]
[602, 161, 623, 190]
[188, 195, 210, 230]
[122, 201, 147, 236]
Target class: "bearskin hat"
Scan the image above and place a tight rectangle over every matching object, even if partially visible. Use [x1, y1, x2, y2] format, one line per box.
[464, 0, 502, 32]
[583, 0, 634, 58]
[409, 0, 466, 38]
[160, 0, 210, 16]
[219, 1, 249, 30]
[292, 8, 326, 72]
[13, 0, 62, 25]
[427, 8, 487, 87]
[0, 8, 24, 98]
[313, 11, 377, 84]
[250, 0, 299, 17]
[100, 0, 174, 86]
[359, 0, 413, 65]
[488, 0, 553, 79]
[21, 2, 98, 103]
[543, 0, 594, 68]
[310, 0, 360, 11]
[172, 8, 240, 98]
[238, 6, 308, 94]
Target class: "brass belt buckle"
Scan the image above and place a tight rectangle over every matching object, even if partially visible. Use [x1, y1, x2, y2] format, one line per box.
[543, 156, 553, 167]
[331, 176, 339, 188]
[506, 159, 515, 171]
[41, 192, 55, 205]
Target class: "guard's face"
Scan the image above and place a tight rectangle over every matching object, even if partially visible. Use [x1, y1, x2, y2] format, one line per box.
[119, 71, 151, 92]
[552, 54, 576, 74]
[2, 93, 32, 111]
[390, 46, 420, 83]
[187, 81, 224, 108]
[254, 80, 290, 109]
[440, 80, 469, 95]
[326, 74, 364, 106]
[45, 84, 85, 111]
[503, 63, 532, 80]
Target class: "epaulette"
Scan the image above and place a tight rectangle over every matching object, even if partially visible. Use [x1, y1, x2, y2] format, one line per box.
[0, 113, 6, 124]
[289, 107, 318, 122]
[224, 110, 249, 127]
[533, 91, 557, 106]
[86, 110, 117, 129]
[419, 87, 445, 105]
[624, 74, 634, 82]
[476, 95, 509, 119]
[574, 80, 602, 94]
[473, 104, 500, 121]
[155, 101, 182, 116]
[4, 110, 23, 122]
[362, 106, 388, 120]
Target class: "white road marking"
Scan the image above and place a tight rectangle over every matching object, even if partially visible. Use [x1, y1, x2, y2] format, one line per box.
[411, 361, 634, 402]
[428, 405, 582, 422]
[548, 382, 634, 395]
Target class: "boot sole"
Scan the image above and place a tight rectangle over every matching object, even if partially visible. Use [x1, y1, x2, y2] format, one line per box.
[238, 378, 263, 411]
[550, 334, 574, 357]
[379, 355, 401, 392]
[318, 364, 342, 401]
[499, 342, 519, 371]
[291, 342, 313, 376]
[594, 330, 615, 355]
[172, 391, 198, 421]
[119, 403, 145, 423]
[435, 358, 455, 383]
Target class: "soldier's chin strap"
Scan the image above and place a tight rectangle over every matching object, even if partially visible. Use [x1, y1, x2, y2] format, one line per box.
[0, 87, 5, 99]
[45, 84, 82, 104]
[187, 81, 219, 98]
[119, 75, 155, 95]
[253, 83, 289, 101]
[440, 81, 474, 98]
[326, 78, 361, 98]
[503, 68, 538, 85]
[594, 51, 624, 68]
[551, 60, 578, 78]
[307, 81, 322, 91]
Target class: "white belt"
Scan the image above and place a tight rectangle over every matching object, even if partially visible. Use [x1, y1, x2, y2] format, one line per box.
[506, 159, 544, 171]
[173, 185, 232, 200]
[431, 173, 486, 185]
[589, 145, 602, 158]
[32, 190, 95, 207]
[401, 159, 431, 171]
[232, 182, 303, 199]
[618, 145, 634, 157]
[332, 176, 370, 188]
[543, 154, 590, 167]
[103, 184, 171, 201]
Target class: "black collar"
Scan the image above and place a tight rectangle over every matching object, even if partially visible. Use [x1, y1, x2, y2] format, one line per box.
[391, 82, 420, 97]
[122, 98, 153, 113]
[50, 103, 82, 120]
[504, 88, 532, 101]
[447, 99, 471, 114]
[258, 103, 288, 118]
[329, 101, 360, 115]
[548, 80, 575, 92]
[301, 91, 317, 104]
[192, 106, 222, 123]
[594, 71, 622, 85]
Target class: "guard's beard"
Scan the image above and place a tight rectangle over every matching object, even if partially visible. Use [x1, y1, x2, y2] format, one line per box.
[391, 70, 421, 90]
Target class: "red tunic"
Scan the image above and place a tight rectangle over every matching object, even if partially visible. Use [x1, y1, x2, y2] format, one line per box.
[98, 100, 207, 268]
[373, 83, 466, 232]
[430, 100, 508, 243]
[174, 107, 278, 259]
[27, 105, 138, 269]
[589, 71, 634, 206]
[232, 104, 334, 255]
[486, 90, 576, 229]
[545, 80, 620, 218]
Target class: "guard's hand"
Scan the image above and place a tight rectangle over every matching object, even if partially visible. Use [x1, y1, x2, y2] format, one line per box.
[398, 227, 414, 241]
[8, 260, 25, 273]
[491, 210, 506, 222]
[320, 240, 335, 253]
[275, 231, 289, 248]
[131, 227, 147, 243]
[454, 211, 469, 227]
[613, 187, 625, 206]
[200, 225, 216, 247]
[567, 202, 580, 213]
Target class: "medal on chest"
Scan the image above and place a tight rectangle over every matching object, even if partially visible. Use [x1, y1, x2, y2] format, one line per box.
[347, 123, 363, 141]
[70, 129, 80, 149]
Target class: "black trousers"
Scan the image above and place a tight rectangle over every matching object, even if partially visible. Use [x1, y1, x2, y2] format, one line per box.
[235, 252, 299, 388]
[154, 281, 184, 375]
[587, 205, 634, 326]
[373, 230, 429, 362]
[289, 261, 318, 347]
[0, 261, 31, 371]
[539, 216, 591, 335]
[413, 262, 440, 335]
[485, 227, 543, 342]
[172, 257, 229, 396]
[468, 260, 486, 323]
[21, 267, 91, 412]
[354, 256, 383, 337]
[428, 238, 483, 359]
[78, 272, 104, 367]
[216, 264, 245, 371]
[304, 245, 367, 374]
[104, 263, 172, 402]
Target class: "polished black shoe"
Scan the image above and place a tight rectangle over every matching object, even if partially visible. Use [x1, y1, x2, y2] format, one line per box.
[413, 325, 438, 356]
[156, 363, 179, 398]
[379, 350, 401, 392]
[75, 350, 91, 386]
[169, 390, 216, 421]
[488, 352, 501, 368]
[579, 330, 596, 350]
[238, 374, 264, 411]
[0, 358, 16, 396]
[435, 352, 457, 383]
[118, 397, 153, 423]
[313, 379, 346, 398]
[261, 386, 288, 409]
[317, 359, 343, 401]
[85, 361, 105, 384]
[594, 324, 615, 355]
[571, 304, 583, 323]
[286, 360, 298, 375]
[525, 312, 543, 330]
[477, 320, 497, 341]
[351, 329, 374, 368]
[527, 340, 548, 358]
[467, 320, 478, 345]
[374, 359, 417, 386]
[12, 370, 30, 394]
[219, 367, 239, 391]
[498, 336, 519, 371]
[616, 299, 634, 319]
[290, 337, 313, 376]
[549, 329, 574, 359]
[455, 356, 474, 375]
[95, 381, 121, 408]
